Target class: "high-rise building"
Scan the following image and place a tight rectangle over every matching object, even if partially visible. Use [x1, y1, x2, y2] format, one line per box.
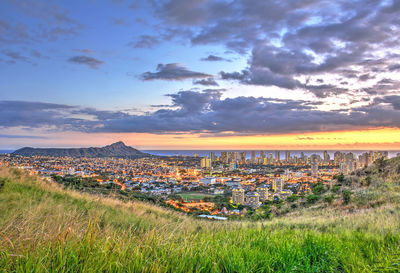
[228, 152, 235, 163]
[209, 152, 215, 163]
[232, 188, 245, 204]
[229, 162, 237, 171]
[245, 192, 260, 208]
[268, 153, 273, 162]
[221, 152, 228, 163]
[373, 151, 388, 161]
[257, 185, 269, 201]
[275, 151, 280, 162]
[200, 157, 211, 168]
[271, 180, 277, 192]
[276, 178, 283, 192]
[285, 151, 291, 162]
[251, 151, 256, 163]
[240, 152, 246, 163]
[323, 151, 330, 163]
[260, 151, 265, 159]
[334, 151, 343, 165]
[345, 153, 355, 174]
[310, 154, 319, 177]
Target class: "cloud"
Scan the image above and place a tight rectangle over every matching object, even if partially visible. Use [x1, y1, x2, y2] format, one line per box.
[141, 63, 211, 80]
[2, 91, 400, 135]
[0, 134, 47, 139]
[201, 55, 230, 62]
[67, 55, 104, 69]
[147, 0, 400, 98]
[1, 0, 82, 45]
[2, 50, 30, 64]
[193, 78, 219, 86]
[130, 35, 160, 48]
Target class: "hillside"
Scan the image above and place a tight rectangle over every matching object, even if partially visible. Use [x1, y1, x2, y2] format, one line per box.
[1, 161, 400, 272]
[11, 141, 149, 158]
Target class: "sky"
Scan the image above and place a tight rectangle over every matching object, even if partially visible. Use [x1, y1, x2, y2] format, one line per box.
[1, 0, 400, 150]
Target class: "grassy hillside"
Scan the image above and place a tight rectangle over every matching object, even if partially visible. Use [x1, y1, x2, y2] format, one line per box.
[1, 165, 400, 272]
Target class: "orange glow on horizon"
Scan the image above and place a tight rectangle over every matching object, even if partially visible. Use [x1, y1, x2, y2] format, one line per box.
[4, 127, 400, 150]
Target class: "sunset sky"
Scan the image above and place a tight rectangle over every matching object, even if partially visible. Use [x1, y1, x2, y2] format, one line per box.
[1, 0, 400, 150]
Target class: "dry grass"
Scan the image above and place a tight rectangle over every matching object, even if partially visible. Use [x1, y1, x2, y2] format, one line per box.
[1, 167, 400, 272]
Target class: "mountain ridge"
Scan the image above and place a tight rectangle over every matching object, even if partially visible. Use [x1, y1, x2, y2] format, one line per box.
[11, 141, 149, 158]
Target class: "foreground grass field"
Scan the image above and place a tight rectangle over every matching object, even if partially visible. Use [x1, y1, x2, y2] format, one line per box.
[1, 167, 400, 272]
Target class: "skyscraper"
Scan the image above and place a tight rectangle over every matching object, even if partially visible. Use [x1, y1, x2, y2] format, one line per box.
[209, 152, 215, 163]
[251, 151, 256, 163]
[285, 151, 291, 162]
[323, 151, 330, 163]
[201, 157, 211, 168]
[240, 152, 246, 163]
[275, 151, 280, 162]
[221, 152, 228, 163]
[310, 154, 319, 177]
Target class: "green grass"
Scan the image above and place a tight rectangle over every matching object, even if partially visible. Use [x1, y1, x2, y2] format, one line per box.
[1, 167, 400, 272]
[178, 192, 214, 201]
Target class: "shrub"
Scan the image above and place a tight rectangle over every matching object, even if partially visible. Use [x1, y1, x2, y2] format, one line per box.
[342, 190, 352, 205]
[338, 173, 345, 182]
[312, 182, 325, 195]
[306, 194, 319, 204]
[287, 194, 299, 202]
[332, 185, 341, 193]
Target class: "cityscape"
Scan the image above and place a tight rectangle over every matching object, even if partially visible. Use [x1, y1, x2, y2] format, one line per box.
[1, 147, 393, 218]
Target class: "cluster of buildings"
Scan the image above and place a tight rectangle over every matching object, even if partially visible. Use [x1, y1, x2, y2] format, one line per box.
[0, 149, 392, 213]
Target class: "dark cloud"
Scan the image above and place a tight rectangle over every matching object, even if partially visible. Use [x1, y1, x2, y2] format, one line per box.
[220, 68, 301, 90]
[193, 78, 219, 86]
[147, 0, 400, 98]
[0, 134, 47, 139]
[141, 63, 211, 81]
[201, 55, 230, 62]
[67, 55, 104, 69]
[2, 91, 400, 135]
[388, 64, 400, 71]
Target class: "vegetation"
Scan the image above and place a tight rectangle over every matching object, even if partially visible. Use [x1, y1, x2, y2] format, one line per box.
[1, 157, 400, 272]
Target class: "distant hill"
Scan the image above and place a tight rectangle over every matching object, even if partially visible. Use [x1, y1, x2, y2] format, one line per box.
[11, 141, 150, 158]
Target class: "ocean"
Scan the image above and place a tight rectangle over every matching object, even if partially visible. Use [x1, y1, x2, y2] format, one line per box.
[0, 150, 14, 154]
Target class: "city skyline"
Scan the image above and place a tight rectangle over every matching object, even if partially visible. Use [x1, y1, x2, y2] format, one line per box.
[2, 1, 400, 149]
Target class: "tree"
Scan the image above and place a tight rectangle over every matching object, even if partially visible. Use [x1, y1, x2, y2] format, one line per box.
[306, 194, 319, 204]
[342, 190, 352, 205]
[337, 173, 345, 183]
[311, 182, 325, 195]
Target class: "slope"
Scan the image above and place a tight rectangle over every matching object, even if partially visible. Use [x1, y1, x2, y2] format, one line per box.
[0, 166, 400, 272]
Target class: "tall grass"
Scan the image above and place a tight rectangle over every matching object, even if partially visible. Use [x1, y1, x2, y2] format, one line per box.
[1, 167, 399, 272]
